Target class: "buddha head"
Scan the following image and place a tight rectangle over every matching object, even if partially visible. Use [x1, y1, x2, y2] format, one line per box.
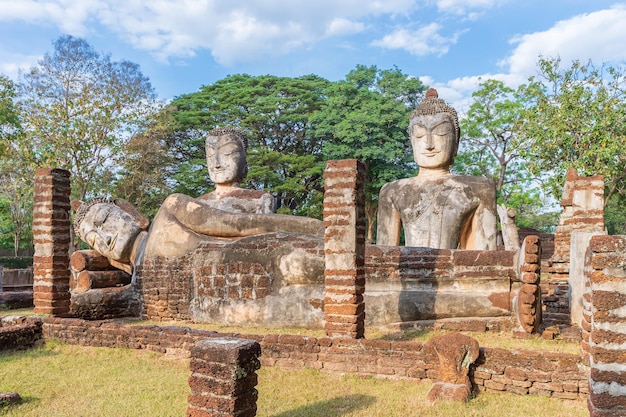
[206, 127, 248, 186]
[73, 197, 145, 263]
[408, 88, 460, 171]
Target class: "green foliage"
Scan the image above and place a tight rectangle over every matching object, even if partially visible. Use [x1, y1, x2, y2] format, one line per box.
[457, 79, 539, 210]
[18, 35, 159, 201]
[605, 194, 626, 234]
[110, 110, 179, 218]
[0, 76, 32, 255]
[309, 65, 426, 238]
[166, 73, 331, 217]
[0, 256, 33, 269]
[519, 57, 626, 204]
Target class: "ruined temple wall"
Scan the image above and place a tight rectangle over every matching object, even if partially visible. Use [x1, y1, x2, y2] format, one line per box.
[42, 317, 588, 400]
[543, 168, 605, 325]
[136, 237, 518, 327]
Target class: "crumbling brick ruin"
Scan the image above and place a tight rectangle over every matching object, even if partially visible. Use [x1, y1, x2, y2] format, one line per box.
[23, 162, 626, 414]
[544, 168, 605, 325]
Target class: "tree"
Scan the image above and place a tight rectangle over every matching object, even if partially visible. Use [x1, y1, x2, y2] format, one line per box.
[456, 79, 556, 229]
[309, 65, 426, 240]
[519, 57, 626, 205]
[0, 75, 32, 255]
[18, 35, 158, 201]
[167, 74, 331, 217]
[110, 109, 178, 218]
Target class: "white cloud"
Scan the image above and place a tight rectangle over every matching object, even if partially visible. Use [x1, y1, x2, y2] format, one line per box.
[327, 18, 365, 37]
[371, 23, 462, 57]
[0, 53, 42, 80]
[0, 0, 99, 34]
[435, 0, 508, 17]
[0, 0, 419, 65]
[501, 4, 626, 78]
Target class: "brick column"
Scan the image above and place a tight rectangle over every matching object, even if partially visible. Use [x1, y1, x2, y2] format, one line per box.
[323, 159, 366, 339]
[32, 168, 71, 316]
[516, 235, 542, 334]
[586, 235, 626, 417]
[187, 338, 261, 417]
[545, 167, 604, 325]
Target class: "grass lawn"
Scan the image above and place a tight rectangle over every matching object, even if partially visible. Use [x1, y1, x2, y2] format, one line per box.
[0, 309, 587, 416]
[0, 342, 588, 417]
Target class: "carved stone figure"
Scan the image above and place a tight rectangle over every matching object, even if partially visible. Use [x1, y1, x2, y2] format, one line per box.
[74, 194, 323, 267]
[376, 89, 497, 250]
[198, 127, 275, 214]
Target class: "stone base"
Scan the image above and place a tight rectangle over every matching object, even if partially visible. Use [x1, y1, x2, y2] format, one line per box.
[383, 316, 515, 333]
[427, 382, 473, 403]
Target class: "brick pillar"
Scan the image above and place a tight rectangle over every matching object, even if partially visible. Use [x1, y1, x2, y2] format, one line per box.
[545, 167, 604, 325]
[516, 235, 542, 334]
[586, 235, 626, 417]
[32, 168, 71, 316]
[323, 159, 366, 339]
[187, 338, 261, 417]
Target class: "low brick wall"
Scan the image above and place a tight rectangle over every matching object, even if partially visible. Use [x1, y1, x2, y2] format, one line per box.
[41, 317, 587, 400]
[1, 268, 34, 291]
[0, 317, 43, 352]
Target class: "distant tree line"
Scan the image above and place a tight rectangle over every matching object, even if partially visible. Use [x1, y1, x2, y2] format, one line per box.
[1, 36, 626, 254]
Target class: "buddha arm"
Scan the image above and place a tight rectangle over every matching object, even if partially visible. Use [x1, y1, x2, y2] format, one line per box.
[165, 193, 323, 238]
[376, 184, 402, 246]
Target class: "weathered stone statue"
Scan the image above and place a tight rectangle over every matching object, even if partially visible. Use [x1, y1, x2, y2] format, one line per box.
[73, 127, 322, 268]
[74, 194, 323, 269]
[376, 88, 497, 250]
[197, 127, 275, 214]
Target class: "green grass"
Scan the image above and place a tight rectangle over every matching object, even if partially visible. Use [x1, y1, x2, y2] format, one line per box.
[0, 342, 587, 417]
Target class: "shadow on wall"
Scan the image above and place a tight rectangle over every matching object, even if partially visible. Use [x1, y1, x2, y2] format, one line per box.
[398, 248, 438, 322]
[272, 394, 376, 417]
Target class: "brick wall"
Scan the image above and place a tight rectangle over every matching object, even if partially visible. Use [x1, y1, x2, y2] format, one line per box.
[1, 268, 34, 291]
[41, 317, 587, 400]
[32, 168, 71, 316]
[584, 235, 626, 417]
[0, 316, 43, 352]
[544, 168, 605, 325]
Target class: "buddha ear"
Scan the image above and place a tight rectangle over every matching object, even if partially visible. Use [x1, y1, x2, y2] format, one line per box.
[112, 198, 150, 230]
[70, 200, 83, 212]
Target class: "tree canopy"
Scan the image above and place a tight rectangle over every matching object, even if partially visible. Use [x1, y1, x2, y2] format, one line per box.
[18, 35, 158, 201]
[309, 65, 426, 239]
[520, 57, 626, 204]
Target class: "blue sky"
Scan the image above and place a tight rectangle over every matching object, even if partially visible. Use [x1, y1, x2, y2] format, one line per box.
[1, 0, 625, 111]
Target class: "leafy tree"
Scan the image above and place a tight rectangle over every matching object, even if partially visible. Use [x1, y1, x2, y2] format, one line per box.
[167, 74, 330, 217]
[0, 75, 32, 255]
[109, 110, 178, 218]
[309, 65, 426, 240]
[457, 80, 528, 198]
[456, 79, 557, 230]
[18, 35, 158, 201]
[519, 57, 626, 205]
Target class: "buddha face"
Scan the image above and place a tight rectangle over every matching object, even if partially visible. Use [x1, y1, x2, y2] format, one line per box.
[409, 113, 458, 170]
[206, 133, 247, 185]
[78, 203, 142, 263]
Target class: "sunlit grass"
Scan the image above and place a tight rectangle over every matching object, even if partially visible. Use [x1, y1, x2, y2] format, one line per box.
[0, 340, 190, 417]
[0, 342, 587, 417]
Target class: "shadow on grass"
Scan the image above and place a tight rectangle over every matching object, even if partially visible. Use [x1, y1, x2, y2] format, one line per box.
[272, 394, 376, 417]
